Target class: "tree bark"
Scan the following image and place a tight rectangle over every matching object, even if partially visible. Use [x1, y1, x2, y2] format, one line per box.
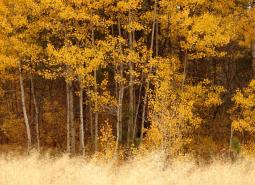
[127, 10, 135, 147]
[94, 70, 98, 152]
[89, 101, 94, 149]
[140, 0, 157, 142]
[14, 81, 18, 113]
[133, 76, 144, 142]
[115, 16, 124, 152]
[19, 61, 32, 153]
[79, 79, 85, 155]
[181, 50, 188, 92]
[156, 18, 159, 57]
[92, 28, 98, 152]
[66, 81, 71, 153]
[31, 78, 40, 151]
[252, 41, 255, 78]
[229, 123, 234, 158]
[69, 81, 75, 154]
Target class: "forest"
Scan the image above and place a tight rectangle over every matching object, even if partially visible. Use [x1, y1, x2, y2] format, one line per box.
[0, 0, 255, 163]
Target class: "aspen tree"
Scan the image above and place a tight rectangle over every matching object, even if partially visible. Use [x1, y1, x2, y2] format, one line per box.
[0, 0, 38, 153]
[141, 0, 158, 142]
[92, 29, 99, 152]
[19, 61, 32, 153]
[115, 17, 125, 150]
[31, 78, 40, 151]
[79, 77, 85, 155]
[127, 9, 135, 147]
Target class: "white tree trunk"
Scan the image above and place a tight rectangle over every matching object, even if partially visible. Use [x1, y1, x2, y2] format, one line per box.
[19, 61, 32, 153]
[115, 16, 124, 152]
[79, 79, 85, 155]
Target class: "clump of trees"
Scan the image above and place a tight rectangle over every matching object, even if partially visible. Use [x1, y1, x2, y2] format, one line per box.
[0, 0, 255, 160]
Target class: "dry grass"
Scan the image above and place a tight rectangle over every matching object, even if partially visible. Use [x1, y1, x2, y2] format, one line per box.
[0, 151, 255, 185]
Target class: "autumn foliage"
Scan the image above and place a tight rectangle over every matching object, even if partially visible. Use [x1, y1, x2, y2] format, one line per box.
[0, 0, 255, 161]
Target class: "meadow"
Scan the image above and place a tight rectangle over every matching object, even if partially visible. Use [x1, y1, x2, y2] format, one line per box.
[0, 152, 254, 185]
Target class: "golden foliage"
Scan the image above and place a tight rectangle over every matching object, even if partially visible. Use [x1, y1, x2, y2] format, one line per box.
[98, 121, 116, 160]
[144, 57, 225, 155]
[231, 80, 255, 134]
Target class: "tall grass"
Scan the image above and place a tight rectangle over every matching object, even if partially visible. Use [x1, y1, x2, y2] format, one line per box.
[0, 151, 255, 185]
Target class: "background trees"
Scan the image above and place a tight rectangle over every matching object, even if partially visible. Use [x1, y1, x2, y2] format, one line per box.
[0, 0, 255, 160]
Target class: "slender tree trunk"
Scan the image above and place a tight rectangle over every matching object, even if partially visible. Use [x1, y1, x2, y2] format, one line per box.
[69, 82, 75, 154]
[79, 79, 85, 155]
[115, 66, 118, 99]
[156, 19, 159, 57]
[31, 78, 40, 151]
[128, 51, 134, 147]
[19, 61, 32, 153]
[92, 29, 98, 152]
[229, 123, 234, 158]
[94, 70, 98, 152]
[252, 41, 255, 78]
[66, 81, 71, 153]
[11, 81, 15, 112]
[140, 0, 157, 142]
[127, 10, 135, 147]
[89, 101, 94, 148]
[115, 16, 124, 152]
[181, 50, 188, 92]
[133, 76, 144, 142]
[29, 79, 32, 117]
[14, 81, 18, 113]
[116, 69, 124, 151]
[115, 64, 119, 151]
[140, 90, 147, 142]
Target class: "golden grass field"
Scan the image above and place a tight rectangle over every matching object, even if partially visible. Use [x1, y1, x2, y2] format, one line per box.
[0, 151, 255, 185]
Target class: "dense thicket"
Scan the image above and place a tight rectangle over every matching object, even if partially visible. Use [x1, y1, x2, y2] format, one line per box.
[0, 0, 255, 160]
